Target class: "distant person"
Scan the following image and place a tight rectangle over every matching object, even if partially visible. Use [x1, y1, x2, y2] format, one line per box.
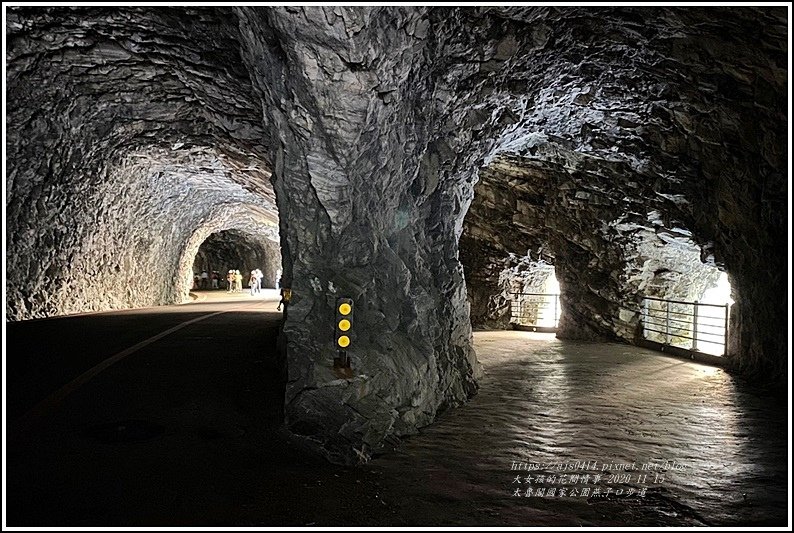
[200, 270, 209, 289]
[254, 268, 263, 293]
[211, 271, 219, 289]
[226, 270, 235, 293]
[249, 271, 257, 296]
[234, 270, 243, 293]
[276, 280, 290, 311]
[275, 269, 282, 289]
[193, 273, 200, 290]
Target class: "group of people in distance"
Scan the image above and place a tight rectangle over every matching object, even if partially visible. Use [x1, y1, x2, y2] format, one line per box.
[222, 268, 264, 295]
[193, 270, 221, 289]
[225, 269, 243, 293]
[192, 268, 280, 303]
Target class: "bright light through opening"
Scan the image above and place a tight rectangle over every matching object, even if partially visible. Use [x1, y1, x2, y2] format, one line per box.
[536, 273, 562, 328]
[701, 272, 734, 306]
[698, 272, 732, 356]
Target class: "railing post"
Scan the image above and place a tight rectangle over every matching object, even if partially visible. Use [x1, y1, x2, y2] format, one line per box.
[512, 293, 518, 323]
[692, 301, 699, 351]
[723, 303, 729, 356]
[642, 299, 648, 339]
[665, 301, 671, 345]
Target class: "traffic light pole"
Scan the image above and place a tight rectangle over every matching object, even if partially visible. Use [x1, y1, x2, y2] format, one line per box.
[334, 297, 353, 374]
[334, 350, 350, 368]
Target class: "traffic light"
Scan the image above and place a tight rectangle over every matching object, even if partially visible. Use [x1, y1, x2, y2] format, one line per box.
[335, 297, 353, 353]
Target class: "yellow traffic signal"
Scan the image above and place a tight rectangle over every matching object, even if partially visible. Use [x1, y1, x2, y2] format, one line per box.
[335, 298, 353, 352]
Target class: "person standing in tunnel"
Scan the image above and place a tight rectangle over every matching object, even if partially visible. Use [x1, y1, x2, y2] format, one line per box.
[234, 270, 243, 293]
[254, 268, 263, 293]
[249, 270, 257, 296]
[200, 270, 209, 289]
[276, 280, 290, 311]
[211, 271, 219, 289]
[226, 270, 234, 293]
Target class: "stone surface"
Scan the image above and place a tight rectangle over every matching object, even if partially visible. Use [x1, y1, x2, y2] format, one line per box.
[456, 7, 787, 382]
[370, 331, 788, 526]
[5, 8, 279, 320]
[6, 6, 788, 464]
[462, 153, 723, 341]
[233, 6, 486, 464]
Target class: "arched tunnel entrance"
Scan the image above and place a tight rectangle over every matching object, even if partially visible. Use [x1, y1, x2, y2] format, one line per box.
[4, 5, 789, 527]
[192, 230, 281, 291]
[459, 149, 767, 369]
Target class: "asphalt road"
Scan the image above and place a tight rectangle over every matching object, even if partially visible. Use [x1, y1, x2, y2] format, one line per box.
[5, 290, 344, 526]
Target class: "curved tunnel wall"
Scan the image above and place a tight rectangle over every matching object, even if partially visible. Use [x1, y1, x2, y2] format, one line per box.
[175, 202, 279, 300]
[453, 8, 787, 380]
[6, 8, 279, 320]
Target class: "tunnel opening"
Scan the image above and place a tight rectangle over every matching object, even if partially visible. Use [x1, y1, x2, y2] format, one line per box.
[640, 272, 734, 358]
[506, 260, 562, 331]
[697, 272, 734, 356]
[191, 229, 281, 292]
[630, 223, 735, 359]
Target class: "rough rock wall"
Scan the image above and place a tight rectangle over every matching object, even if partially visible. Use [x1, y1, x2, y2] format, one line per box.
[460, 233, 556, 330]
[459, 236, 512, 330]
[235, 7, 483, 463]
[461, 156, 556, 329]
[455, 7, 787, 379]
[463, 153, 724, 340]
[6, 8, 279, 319]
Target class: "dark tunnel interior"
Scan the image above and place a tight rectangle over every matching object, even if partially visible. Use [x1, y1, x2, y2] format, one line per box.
[192, 229, 281, 289]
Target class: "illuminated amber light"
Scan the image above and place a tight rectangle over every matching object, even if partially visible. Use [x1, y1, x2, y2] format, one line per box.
[337, 335, 350, 348]
[338, 302, 352, 315]
[338, 319, 351, 331]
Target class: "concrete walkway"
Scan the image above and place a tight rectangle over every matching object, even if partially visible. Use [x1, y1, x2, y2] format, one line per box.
[367, 331, 788, 526]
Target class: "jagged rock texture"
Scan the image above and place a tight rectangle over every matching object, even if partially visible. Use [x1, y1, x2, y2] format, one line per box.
[6, 7, 788, 463]
[6, 8, 279, 319]
[454, 7, 787, 380]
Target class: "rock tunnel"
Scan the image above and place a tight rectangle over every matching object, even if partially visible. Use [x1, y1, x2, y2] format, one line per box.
[6, 6, 788, 470]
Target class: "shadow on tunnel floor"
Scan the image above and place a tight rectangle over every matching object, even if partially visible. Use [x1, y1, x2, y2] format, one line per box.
[5, 321, 789, 526]
[5, 301, 283, 420]
[4, 303, 335, 526]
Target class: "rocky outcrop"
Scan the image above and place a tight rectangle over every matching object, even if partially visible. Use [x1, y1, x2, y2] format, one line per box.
[234, 7, 484, 464]
[6, 6, 788, 464]
[455, 7, 787, 380]
[462, 152, 724, 340]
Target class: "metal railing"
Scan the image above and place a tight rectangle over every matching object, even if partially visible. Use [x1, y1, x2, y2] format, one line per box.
[641, 296, 729, 356]
[510, 293, 561, 329]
